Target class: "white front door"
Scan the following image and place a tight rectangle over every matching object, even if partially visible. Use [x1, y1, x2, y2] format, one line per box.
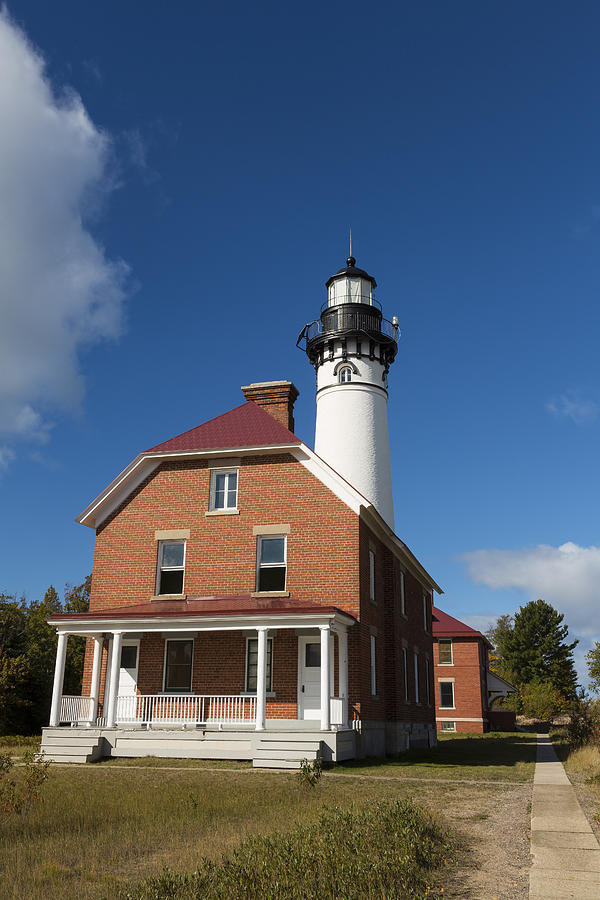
[118, 640, 139, 696]
[298, 636, 334, 720]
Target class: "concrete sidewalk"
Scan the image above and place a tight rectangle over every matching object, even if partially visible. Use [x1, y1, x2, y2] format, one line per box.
[530, 734, 600, 898]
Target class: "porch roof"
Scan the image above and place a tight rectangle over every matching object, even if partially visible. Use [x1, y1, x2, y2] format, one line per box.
[48, 594, 357, 633]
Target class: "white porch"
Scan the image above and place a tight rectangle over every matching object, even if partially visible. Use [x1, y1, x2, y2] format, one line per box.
[45, 604, 356, 764]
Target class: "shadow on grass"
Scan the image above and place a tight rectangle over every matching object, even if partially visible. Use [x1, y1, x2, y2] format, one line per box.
[336, 732, 538, 773]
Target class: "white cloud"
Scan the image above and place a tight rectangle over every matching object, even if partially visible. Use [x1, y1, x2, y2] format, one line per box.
[0, 9, 129, 460]
[461, 542, 600, 686]
[546, 392, 598, 425]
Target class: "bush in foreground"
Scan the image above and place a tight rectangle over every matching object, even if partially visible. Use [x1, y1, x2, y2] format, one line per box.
[122, 799, 451, 899]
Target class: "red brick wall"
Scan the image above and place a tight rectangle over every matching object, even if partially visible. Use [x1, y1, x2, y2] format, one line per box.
[433, 636, 488, 733]
[358, 520, 436, 727]
[83, 452, 436, 726]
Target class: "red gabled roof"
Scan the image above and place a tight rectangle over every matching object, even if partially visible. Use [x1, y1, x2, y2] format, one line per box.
[432, 605, 489, 643]
[49, 594, 356, 622]
[144, 401, 301, 454]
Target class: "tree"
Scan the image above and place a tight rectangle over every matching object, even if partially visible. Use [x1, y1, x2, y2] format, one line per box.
[586, 642, 600, 695]
[503, 599, 578, 701]
[486, 614, 515, 680]
[0, 578, 91, 735]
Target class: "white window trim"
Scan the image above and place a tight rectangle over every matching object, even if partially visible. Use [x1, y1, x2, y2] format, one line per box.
[403, 646, 408, 702]
[414, 651, 420, 705]
[370, 634, 377, 696]
[162, 638, 194, 693]
[209, 467, 239, 512]
[243, 636, 275, 695]
[156, 540, 186, 596]
[440, 721, 456, 732]
[439, 679, 455, 709]
[256, 534, 287, 593]
[400, 570, 406, 616]
[438, 638, 453, 665]
[369, 550, 376, 603]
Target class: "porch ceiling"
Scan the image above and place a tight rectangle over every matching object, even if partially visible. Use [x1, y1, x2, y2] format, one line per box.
[48, 594, 357, 635]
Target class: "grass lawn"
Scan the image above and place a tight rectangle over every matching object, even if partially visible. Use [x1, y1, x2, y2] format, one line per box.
[0, 732, 533, 898]
[0, 735, 41, 759]
[334, 731, 538, 782]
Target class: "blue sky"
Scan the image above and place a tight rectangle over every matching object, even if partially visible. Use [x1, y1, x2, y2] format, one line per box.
[0, 1, 598, 683]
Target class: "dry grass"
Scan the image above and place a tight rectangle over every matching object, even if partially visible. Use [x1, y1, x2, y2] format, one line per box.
[562, 744, 600, 778]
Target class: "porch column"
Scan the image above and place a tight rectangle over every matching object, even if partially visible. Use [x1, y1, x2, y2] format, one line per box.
[49, 632, 68, 727]
[255, 626, 268, 732]
[88, 636, 104, 726]
[338, 630, 348, 728]
[320, 624, 331, 731]
[105, 631, 123, 728]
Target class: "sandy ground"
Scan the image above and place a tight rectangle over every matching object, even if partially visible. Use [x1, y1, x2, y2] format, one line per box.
[401, 779, 533, 900]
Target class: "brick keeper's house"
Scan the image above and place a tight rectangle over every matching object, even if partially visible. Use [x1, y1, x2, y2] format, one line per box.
[42, 256, 443, 767]
[432, 606, 516, 734]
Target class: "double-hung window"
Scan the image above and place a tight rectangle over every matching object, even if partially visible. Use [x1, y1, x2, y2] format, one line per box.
[414, 652, 420, 704]
[164, 639, 193, 691]
[369, 550, 376, 603]
[370, 635, 377, 695]
[157, 541, 185, 595]
[438, 639, 453, 665]
[425, 658, 431, 706]
[440, 681, 455, 709]
[402, 647, 408, 701]
[256, 536, 286, 592]
[210, 469, 238, 511]
[245, 637, 273, 692]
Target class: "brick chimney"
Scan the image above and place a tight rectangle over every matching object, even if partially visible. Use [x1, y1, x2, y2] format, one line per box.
[241, 381, 299, 432]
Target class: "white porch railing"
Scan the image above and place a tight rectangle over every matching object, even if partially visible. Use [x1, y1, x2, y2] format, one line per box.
[59, 695, 93, 724]
[115, 694, 257, 726]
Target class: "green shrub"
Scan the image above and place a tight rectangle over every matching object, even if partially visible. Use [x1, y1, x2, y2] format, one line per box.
[0, 750, 50, 817]
[297, 757, 322, 788]
[565, 699, 600, 750]
[122, 799, 451, 899]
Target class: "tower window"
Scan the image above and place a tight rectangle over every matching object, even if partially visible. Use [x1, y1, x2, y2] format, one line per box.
[339, 366, 352, 383]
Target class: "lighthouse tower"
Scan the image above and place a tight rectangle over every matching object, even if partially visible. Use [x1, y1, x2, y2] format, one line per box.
[298, 256, 399, 529]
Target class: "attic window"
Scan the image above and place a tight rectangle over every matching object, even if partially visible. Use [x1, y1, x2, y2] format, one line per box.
[210, 469, 238, 511]
[438, 639, 453, 665]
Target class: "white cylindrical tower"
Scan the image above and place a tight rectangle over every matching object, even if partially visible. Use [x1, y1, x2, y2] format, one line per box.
[298, 256, 399, 529]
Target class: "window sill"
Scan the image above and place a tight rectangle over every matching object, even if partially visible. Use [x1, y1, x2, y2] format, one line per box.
[251, 591, 290, 598]
[205, 509, 240, 517]
[438, 663, 454, 667]
[440, 707, 456, 711]
[151, 594, 187, 601]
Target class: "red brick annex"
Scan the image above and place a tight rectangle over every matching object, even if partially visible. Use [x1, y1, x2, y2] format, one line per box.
[432, 606, 516, 734]
[42, 256, 444, 766]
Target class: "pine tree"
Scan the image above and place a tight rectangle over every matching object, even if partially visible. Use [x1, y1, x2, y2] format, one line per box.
[586, 642, 600, 695]
[503, 599, 578, 700]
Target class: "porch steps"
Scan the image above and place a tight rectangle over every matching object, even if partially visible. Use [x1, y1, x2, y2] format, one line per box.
[40, 729, 104, 763]
[252, 735, 322, 769]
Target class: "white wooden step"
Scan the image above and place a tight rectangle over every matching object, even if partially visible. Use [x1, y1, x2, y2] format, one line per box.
[255, 740, 321, 752]
[254, 749, 320, 761]
[252, 758, 305, 769]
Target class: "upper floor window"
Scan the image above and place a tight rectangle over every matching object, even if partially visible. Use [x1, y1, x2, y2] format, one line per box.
[157, 541, 185, 595]
[369, 549, 376, 603]
[423, 592, 430, 632]
[256, 535, 286, 592]
[438, 639, 453, 665]
[210, 468, 238, 511]
[339, 366, 352, 383]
